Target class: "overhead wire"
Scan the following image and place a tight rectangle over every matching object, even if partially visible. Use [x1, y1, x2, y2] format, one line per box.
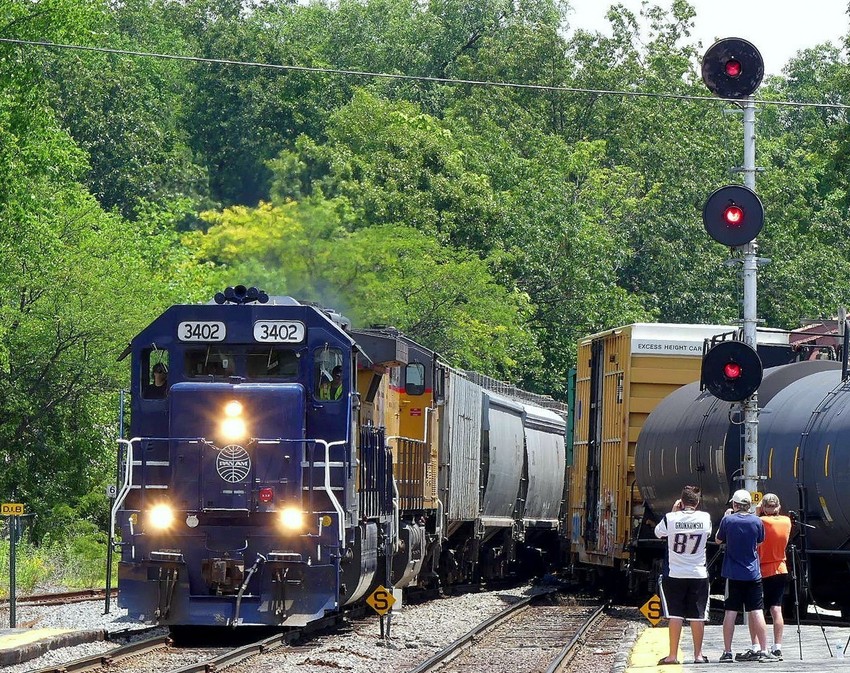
[1, 37, 849, 111]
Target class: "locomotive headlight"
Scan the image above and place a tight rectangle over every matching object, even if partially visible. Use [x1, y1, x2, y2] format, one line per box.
[279, 507, 304, 530]
[147, 503, 175, 530]
[220, 399, 247, 440]
[221, 417, 247, 440]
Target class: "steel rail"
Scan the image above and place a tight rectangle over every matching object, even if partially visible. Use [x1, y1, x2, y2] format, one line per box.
[165, 630, 302, 673]
[544, 602, 608, 673]
[29, 635, 171, 673]
[0, 589, 116, 606]
[405, 590, 558, 673]
[162, 604, 367, 673]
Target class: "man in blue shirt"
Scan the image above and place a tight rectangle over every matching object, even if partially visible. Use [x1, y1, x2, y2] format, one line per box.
[715, 489, 777, 663]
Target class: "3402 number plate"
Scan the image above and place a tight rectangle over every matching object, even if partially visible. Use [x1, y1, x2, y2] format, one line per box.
[178, 321, 226, 342]
[253, 320, 306, 343]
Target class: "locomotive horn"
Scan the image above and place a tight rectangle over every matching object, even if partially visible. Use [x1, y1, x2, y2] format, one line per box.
[216, 285, 270, 304]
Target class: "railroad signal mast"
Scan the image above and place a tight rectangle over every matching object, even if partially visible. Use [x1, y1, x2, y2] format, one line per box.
[700, 38, 765, 497]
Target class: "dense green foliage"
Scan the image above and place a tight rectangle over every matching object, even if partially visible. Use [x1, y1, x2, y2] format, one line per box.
[0, 0, 849, 543]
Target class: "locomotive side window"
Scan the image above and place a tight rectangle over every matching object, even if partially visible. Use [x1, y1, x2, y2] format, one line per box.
[405, 362, 425, 396]
[247, 348, 299, 379]
[434, 367, 446, 403]
[185, 348, 236, 378]
[315, 347, 343, 400]
[143, 349, 170, 399]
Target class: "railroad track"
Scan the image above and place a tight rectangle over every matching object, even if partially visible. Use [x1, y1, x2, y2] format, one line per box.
[27, 629, 304, 673]
[1, 588, 116, 606]
[404, 592, 607, 673]
[26, 600, 368, 673]
[29, 634, 172, 673]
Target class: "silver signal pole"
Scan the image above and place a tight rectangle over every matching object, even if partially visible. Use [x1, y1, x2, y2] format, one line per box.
[701, 38, 764, 496]
[741, 96, 759, 496]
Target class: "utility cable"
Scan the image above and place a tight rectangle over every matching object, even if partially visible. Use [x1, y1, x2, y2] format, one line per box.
[1, 37, 849, 111]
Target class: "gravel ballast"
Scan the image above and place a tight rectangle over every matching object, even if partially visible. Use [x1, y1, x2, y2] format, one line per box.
[0, 586, 643, 673]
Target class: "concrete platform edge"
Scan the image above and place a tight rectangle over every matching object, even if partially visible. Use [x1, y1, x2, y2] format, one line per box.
[0, 629, 106, 666]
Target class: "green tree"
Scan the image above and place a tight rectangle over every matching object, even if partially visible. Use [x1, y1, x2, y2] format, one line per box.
[273, 90, 504, 251]
[188, 197, 538, 378]
[0, 0, 195, 536]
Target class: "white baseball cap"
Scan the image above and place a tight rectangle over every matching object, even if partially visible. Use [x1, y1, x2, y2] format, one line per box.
[730, 489, 752, 506]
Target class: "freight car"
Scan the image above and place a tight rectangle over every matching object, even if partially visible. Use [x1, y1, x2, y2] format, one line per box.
[635, 346, 850, 615]
[111, 286, 567, 627]
[566, 322, 805, 593]
[567, 319, 850, 615]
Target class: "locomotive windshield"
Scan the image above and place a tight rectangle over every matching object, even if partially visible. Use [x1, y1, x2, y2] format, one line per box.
[185, 347, 236, 377]
[246, 347, 299, 378]
[182, 346, 300, 380]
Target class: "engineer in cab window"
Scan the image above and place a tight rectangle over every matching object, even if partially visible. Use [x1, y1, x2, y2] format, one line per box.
[318, 366, 343, 400]
[147, 362, 168, 398]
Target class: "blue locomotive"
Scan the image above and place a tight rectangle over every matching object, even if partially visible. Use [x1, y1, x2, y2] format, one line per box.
[112, 286, 567, 627]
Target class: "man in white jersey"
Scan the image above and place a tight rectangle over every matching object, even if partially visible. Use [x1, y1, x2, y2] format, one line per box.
[655, 485, 712, 665]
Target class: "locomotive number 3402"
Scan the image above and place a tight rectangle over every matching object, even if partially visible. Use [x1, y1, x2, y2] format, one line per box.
[178, 321, 226, 342]
[253, 320, 306, 343]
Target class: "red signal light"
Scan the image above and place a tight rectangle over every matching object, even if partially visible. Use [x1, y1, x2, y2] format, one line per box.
[704, 185, 763, 246]
[724, 59, 742, 78]
[702, 39, 763, 99]
[723, 205, 744, 226]
[723, 362, 742, 380]
[259, 487, 274, 503]
[702, 341, 762, 401]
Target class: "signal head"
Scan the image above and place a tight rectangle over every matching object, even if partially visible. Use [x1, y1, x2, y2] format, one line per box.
[702, 38, 764, 99]
[703, 184, 764, 247]
[701, 340, 763, 402]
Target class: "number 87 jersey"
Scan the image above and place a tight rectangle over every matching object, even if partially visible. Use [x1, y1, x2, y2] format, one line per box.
[654, 509, 713, 579]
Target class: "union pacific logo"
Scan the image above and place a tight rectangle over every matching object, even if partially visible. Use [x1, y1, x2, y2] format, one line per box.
[216, 445, 251, 483]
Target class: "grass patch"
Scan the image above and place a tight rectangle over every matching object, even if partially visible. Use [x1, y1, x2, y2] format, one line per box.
[0, 534, 116, 598]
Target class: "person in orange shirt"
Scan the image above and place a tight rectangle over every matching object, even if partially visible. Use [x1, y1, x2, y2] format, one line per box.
[755, 493, 792, 661]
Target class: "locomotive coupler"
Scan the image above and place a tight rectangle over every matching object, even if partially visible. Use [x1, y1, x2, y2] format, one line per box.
[202, 557, 246, 594]
[267, 552, 306, 621]
[153, 564, 180, 619]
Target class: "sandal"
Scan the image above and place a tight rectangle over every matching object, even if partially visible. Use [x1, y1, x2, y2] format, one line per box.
[694, 655, 709, 663]
[658, 658, 680, 665]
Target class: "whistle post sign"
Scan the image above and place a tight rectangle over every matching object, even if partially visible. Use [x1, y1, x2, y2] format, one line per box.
[366, 585, 396, 615]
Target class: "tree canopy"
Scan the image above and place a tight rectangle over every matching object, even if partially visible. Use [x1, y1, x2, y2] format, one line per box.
[2, 0, 850, 535]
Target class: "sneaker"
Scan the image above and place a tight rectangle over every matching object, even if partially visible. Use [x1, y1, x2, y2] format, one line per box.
[757, 651, 779, 662]
[735, 650, 760, 662]
[719, 652, 735, 663]
[770, 649, 782, 661]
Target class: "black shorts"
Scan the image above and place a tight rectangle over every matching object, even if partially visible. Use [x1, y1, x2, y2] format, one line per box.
[724, 578, 764, 612]
[659, 576, 710, 621]
[762, 574, 788, 608]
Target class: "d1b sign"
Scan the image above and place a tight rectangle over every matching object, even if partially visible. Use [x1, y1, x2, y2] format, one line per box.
[1, 503, 24, 516]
